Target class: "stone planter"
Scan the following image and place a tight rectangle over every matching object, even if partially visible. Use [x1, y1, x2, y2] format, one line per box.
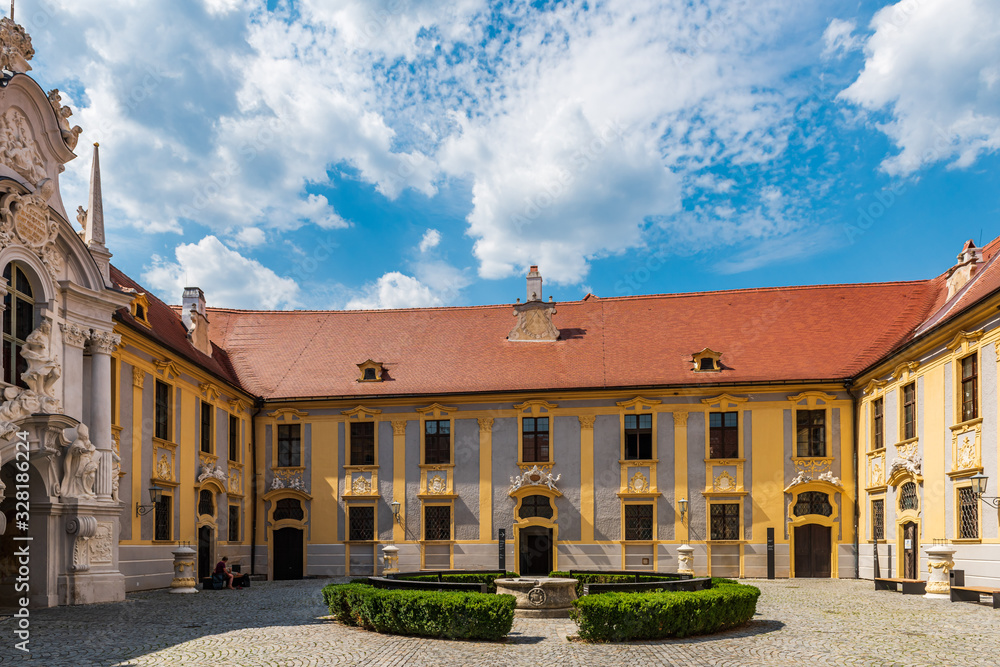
[494, 577, 577, 618]
[923, 544, 956, 599]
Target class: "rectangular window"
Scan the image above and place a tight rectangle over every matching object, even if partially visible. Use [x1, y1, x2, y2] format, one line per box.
[624, 414, 653, 460]
[350, 422, 375, 465]
[229, 414, 240, 462]
[624, 504, 654, 541]
[961, 354, 978, 422]
[277, 424, 301, 468]
[424, 505, 451, 541]
[424, 420, 451, 465]
[154, 495, 172, 541]
[349, 506, 375, 541]
[228, 506, 240, 542]
[958, 487, 979, 539]
[522, 417, 550, 463]
[872, 499, 884, 540]
[200, 401, 213, 454]
[710, 503, 740, 541]
[902, 383, 916, 440]
[872, 398, 884, 450]
[154, 381, 171, 441]
[709, 412, 739, 459]
[796, 410, 826, 457]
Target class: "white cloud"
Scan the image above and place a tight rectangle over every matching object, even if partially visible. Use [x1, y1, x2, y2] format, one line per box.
[345, 271, 442, 309]
[822, 19, 859, 59]
[840, 0, 1000, 175]
[418, 228, 441, 253]
[232, 227, 266, 247]
[142, 236, 300, 310]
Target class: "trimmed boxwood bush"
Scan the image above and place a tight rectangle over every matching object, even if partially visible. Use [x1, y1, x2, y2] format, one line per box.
[569, 579, 760, 641]
[395, 572, 519, 594]
[550, 571, 693, 598]
[321, 583, 515, 641]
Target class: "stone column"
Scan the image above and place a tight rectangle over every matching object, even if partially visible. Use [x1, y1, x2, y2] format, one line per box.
[60, 323, 89, 421]
[88, 330, 120, 501]
[924, 544, 957, 599]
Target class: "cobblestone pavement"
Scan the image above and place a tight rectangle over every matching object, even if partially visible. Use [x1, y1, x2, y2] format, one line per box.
[1, 578, 999, 666]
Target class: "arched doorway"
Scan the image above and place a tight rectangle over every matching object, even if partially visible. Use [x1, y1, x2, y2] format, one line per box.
[273, 527, 303, 580]
[788, 487, 838, 579]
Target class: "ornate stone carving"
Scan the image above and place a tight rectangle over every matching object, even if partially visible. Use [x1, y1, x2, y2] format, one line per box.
[527, 587, 547, 606]
[956, 430, 977, 470]
[352, 475, 372, 495]
[889, 449, 922, 480]
[390, 420, 407, 436]
[197, 462, 227, 485]
[673, 411, 689, 426]
[0, 188, 62, 280]
[713, 471, 737, 492]
[578, 415, 595, 429]
[0, 17, 34, 73]
[510, 465, 560, 493]
[132, 366, 145, 388]
[228, 468, 242, 494]
[66, 515, 97, 573]
[60, 322, 89, 348]
[155, 453, 173, 482]
[111, 429, 122, 502]
[90, 523, 113, 563]
[268, 469, 305, 492]
[88, 330, 121, 355]
[629, 471, 649, 493]
[59, 424, 98, 498]
[21, 319, 61, 406]
[0, 107, 44, 184]
[508, 300, 559, 341]
[870, 457, 884, 487]
[427, 474, 447, 494]
[478, 417, 494, 432]
[46, 89, 82, 150]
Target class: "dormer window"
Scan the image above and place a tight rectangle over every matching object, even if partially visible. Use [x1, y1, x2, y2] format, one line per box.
[357, 359, 384, 382]
[130, 293, 151, 328]
[692, 347, 722, 372]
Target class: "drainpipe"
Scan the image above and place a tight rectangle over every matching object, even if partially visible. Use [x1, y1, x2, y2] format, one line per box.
[250, 397, 264, 575]
[846, 379, 860, 579]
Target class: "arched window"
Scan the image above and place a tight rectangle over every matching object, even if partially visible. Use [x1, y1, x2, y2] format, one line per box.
[899, 482, 918, 511]
[198, 489, 215, 517]
[793, 491, 833, 517]
[518, 495, 553, 520]
[3, 261, 34, 387]
[273, 498, 304, 522]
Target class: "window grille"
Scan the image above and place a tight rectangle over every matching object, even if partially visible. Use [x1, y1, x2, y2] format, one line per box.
[624, 414, 653, 460]
[424, 505, 451, 541]
[273, 498, 304, 522]
[872, 499, 884, 540]
[796, 410, 825, 457]
[624, 504, 653, 541]
[154, 495, 171, 541]
[709, 411, 738, 459]
[710, 503, 740, 540]
[424, 420, 451, 465]
[522, 417, 550, 463]
[198, 489, 214, 517]
[349, 506, 375, 541]
[350, 422, 375, 465]
[793, 491, 833, 517]
[958, 487, 979, 539]
[228, 506, 240, 542]
[898, 482, 918, 511]
[518, 495, 553, 520]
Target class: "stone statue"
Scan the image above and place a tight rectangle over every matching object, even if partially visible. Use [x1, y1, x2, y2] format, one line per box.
[76, 205, 87, 231]
[20, 319, 60, 401]
[46, 89, 82, 150]
[60, 424, 97, 498]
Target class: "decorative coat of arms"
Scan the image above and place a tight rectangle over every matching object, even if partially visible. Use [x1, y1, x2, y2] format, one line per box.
[510, 465, 560, 492]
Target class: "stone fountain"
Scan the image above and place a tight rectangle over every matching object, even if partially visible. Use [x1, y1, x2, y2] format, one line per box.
[494, 576, 578, 618]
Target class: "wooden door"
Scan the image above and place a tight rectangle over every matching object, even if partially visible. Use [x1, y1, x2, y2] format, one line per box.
[902, 522, 917, 580]
[518, 527, 553, 576]
[794, 524, 831, 578]
[198, 526, 213, 581]
[273, 527, 303, 580]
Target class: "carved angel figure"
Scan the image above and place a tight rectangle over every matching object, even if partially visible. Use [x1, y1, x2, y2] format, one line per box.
[61, 423, 97, 498]
[20, 319, 60, 399]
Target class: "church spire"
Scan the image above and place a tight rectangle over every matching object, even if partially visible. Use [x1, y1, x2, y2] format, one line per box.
[84, 143, 105, 248]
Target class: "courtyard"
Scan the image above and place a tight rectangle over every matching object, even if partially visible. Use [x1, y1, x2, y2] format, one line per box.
[0, 578, 997, 666]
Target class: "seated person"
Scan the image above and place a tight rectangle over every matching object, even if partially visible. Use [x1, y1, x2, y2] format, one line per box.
[214, 556, 236, 590]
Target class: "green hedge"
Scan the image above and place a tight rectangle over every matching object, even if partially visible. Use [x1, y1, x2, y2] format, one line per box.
[394, 572, 519, 594]
[549, 571, 694, 598]
[321, 583, 515, 641]
[569, 580, 760, 642]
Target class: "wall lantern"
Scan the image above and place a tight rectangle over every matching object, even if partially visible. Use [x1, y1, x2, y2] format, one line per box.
[136, 484, 164, 516]
[678, 497, 688, 522]
[391, 500, 402, 525]
[970, 473, 1000, 509]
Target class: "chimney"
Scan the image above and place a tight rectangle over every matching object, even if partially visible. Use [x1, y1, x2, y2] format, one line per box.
[181, 287, 212, 356]
[946, 240, 983, 300]
[526, 265, 542, 302]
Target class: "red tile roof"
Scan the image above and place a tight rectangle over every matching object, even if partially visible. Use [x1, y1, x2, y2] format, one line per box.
[109, 235, 1000, 401]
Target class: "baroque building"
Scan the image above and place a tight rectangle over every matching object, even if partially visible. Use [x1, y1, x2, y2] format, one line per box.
[0, 18, 998, 608]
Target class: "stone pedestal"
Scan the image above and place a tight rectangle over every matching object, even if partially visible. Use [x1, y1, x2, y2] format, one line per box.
[495, 577, 577, 618]
[677, 544, 695, 576]
[169, 545, 199, 594]
[380, 544, 399, 574]
[923, 544, 956, 599]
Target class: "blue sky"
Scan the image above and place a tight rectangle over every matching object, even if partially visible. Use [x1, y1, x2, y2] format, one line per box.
[21, 0, 1000, 309]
